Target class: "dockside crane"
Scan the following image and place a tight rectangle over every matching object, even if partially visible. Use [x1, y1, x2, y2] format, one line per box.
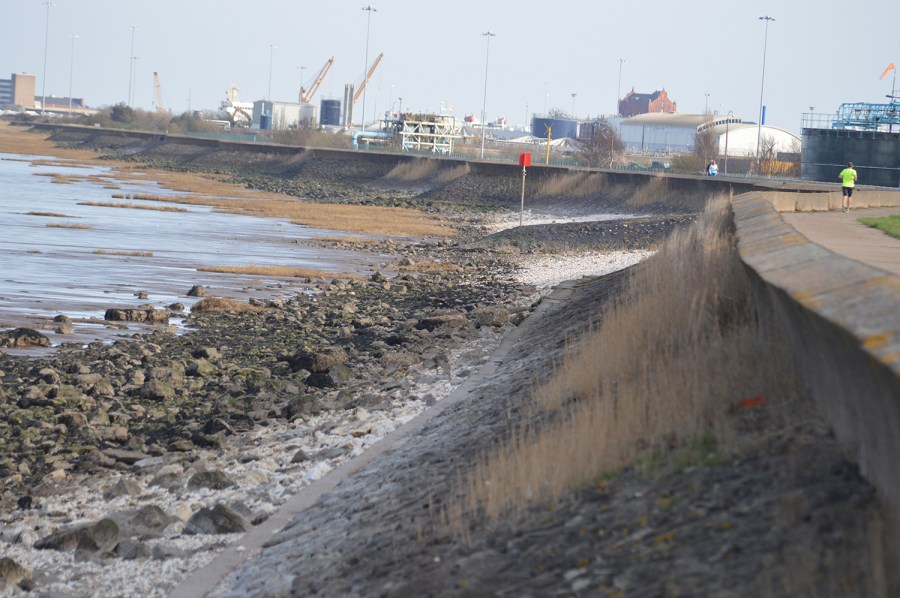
[299, 57, 335, 104]
[352, 52, 383, 104]
[153, 71, 166, 114]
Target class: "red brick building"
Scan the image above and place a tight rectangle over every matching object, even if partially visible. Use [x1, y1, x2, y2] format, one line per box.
[618, 88, 677, 117]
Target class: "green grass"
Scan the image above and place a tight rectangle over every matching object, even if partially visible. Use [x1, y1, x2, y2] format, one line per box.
[859, 215, 900, 240]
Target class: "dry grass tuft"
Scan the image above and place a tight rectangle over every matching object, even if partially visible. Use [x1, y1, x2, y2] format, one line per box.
[46, 222, 92, 229]
[78, 201, 189, 212]
[27, 211, 71, 217]
[452, 195, 798, 523]
[533, 172, 607, 199]
[197, 265, 365, 281]
[191, 297, 264, 314]
[627, 175, 670, 207]
[93, 250, 154, 257]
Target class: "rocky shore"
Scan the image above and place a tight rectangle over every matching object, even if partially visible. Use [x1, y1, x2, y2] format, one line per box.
[0, 126, 890, 597]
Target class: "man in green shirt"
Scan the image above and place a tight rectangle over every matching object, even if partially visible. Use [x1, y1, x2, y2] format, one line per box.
[839, 162, 858, 212]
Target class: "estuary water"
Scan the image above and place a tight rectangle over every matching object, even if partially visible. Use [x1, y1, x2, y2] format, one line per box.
[0, 153, 382, 348]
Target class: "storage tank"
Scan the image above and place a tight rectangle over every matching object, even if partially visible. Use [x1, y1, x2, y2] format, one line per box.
[532, 117, 578, 140]
[321, 99, 341, 126]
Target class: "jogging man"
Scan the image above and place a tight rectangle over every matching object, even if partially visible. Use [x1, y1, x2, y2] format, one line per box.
[839, 162, 858, 212]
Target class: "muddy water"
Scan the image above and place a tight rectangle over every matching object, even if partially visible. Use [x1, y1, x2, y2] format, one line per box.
[0, 153, 385, 349]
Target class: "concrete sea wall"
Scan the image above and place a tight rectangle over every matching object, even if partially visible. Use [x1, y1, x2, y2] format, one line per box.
[733, 193, 900, 510]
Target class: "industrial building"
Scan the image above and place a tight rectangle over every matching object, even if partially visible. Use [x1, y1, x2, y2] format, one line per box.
[252, 100, 317, 130]
[801, 102, 900, 187]
[0, 73, 36, 109]
[618, 112, 800, 156]
[618, 88, 677, 117]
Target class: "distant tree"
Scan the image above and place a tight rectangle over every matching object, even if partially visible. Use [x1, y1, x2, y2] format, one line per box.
[110, 103, 135, 124]
[578, 120, 625, 167]
[693, 117, 718, 163]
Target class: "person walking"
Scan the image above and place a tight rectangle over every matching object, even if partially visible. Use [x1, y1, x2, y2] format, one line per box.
[706, 159, 718, 177]
[839, 162, 858, 212]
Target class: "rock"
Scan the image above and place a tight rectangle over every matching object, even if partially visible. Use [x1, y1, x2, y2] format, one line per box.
[101, 448, 150, 465]
[282, 396, 318, 420]
[103, 477, 142, 500]
[53, 314, 71, 323]
[472, 305, 509, 327]
[168, 302, 185, 312]
[370, 271, 388, 283]
[306, 363, 352, 389]
[291, 448, 310, 463]
[135, 290, 149, 299]
[415, 313, 469, 331]
[140, 379, 175, 401]
[184, 503, 251, 535]
[104, 308, 169, 324]
[127, 505, 173, 536]
[187, 359, 216, 377]
[291, 347, 349, 373]
[187, 285, 209, 297]
[0, 557, 29, 583]
[74, 519, 120, 562]
[0, 328, 51, 348]
[187, 470, 235, 491]
[116, 538, 151, 560]
[192, 347, 221, 359]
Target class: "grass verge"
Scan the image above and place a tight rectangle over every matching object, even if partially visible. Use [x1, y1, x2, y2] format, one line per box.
[78, 201, 189, 212]
[859, 215, 900, 240]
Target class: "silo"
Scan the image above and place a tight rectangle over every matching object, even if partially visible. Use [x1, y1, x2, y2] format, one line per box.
[321, 99, 341, 126]
[532, 117, 578, 140]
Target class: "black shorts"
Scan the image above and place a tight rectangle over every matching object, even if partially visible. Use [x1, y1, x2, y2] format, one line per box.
[842, 186, 854, 198]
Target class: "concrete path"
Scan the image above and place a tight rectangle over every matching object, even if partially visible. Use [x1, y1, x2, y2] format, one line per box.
[783, 206, 900, 276]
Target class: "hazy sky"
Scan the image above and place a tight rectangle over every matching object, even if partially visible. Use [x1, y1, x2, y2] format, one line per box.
[3, 0, 897, 134]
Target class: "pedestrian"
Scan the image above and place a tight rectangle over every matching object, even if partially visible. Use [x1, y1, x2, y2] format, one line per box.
[707, 159, 718, 177]
[839, 161, 858, 212]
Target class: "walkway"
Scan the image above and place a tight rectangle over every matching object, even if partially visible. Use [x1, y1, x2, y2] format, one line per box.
[782, 206, 900, 277]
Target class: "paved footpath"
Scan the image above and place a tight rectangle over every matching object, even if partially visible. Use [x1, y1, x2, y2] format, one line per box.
[782, 206, 900, 276]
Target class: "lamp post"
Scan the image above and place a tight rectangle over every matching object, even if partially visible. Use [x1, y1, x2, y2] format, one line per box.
[571, 92, 577, 117]
[68, 33, 78, 116]
[127, 25, 137, 106]
[755, 15, 775, 175]
[704, 92, 710, 114]
[480, 30, 496, 159]
[361, 5, 377, 130]
[616, 58, 625, 116]
[40, 1, 54, 114]
[299, 65, 306, 100]
[267, 44, 276, 101]
[724, 110, 733, 174]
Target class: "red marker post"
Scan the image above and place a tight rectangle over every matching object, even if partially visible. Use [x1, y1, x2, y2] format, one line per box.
[518, 152, 530, 227]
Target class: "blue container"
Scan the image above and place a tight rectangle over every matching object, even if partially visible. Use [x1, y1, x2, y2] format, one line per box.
[260, 114, 272, 130]
[532, 117, 578, 140]
[321, 99, 341, 126]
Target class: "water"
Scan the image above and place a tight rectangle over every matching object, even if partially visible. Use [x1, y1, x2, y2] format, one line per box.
[0, 153, 383, 348]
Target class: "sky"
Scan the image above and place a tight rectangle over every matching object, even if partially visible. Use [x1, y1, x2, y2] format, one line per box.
[3, 0, 897, 135]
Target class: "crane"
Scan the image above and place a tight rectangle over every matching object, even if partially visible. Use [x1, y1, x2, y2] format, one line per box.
[299, 57, 335, 104]
[153, 71, 165, 114]
[352, 52, 383, 104]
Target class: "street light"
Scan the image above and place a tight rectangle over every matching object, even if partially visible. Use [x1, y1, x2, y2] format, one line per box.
[724, 110, 733, 174]
[40, 1, 54, 114]
[616, 58, 625, 116]
[127, 26, 139, 106]
[68, 34, 78, 116]
[361, 5, 377, 129]
[571, 92, 577, 117]
[755, 15, 775, 175]
[704, 92, 710, 114]
[480, 30, 496, 159]
[267, 44, 276, 101]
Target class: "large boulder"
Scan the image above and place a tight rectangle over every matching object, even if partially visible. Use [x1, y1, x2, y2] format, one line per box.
[0, 328, 51, 348]
[290, 347, 348, 373]
[472, 305, 509, 328]
[104, 308, 169, 324]
[184, 503, 250, 535]
[415, 312, 469, 332]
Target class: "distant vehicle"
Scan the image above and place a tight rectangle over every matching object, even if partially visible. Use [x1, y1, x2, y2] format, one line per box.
[650, 161, 671, 171]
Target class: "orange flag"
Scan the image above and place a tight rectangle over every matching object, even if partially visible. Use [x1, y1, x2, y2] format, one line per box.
[881, 63, 896, 79]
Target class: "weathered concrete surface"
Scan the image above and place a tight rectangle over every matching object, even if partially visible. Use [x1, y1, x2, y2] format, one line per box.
[783, 207, 900, 276]
[734, 193, 900, 510]
[766, 188, 900, 212]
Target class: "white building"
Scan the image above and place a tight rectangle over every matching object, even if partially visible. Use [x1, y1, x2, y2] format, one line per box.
[252, 100, 317, 130]
[618, 113, 800, 156]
